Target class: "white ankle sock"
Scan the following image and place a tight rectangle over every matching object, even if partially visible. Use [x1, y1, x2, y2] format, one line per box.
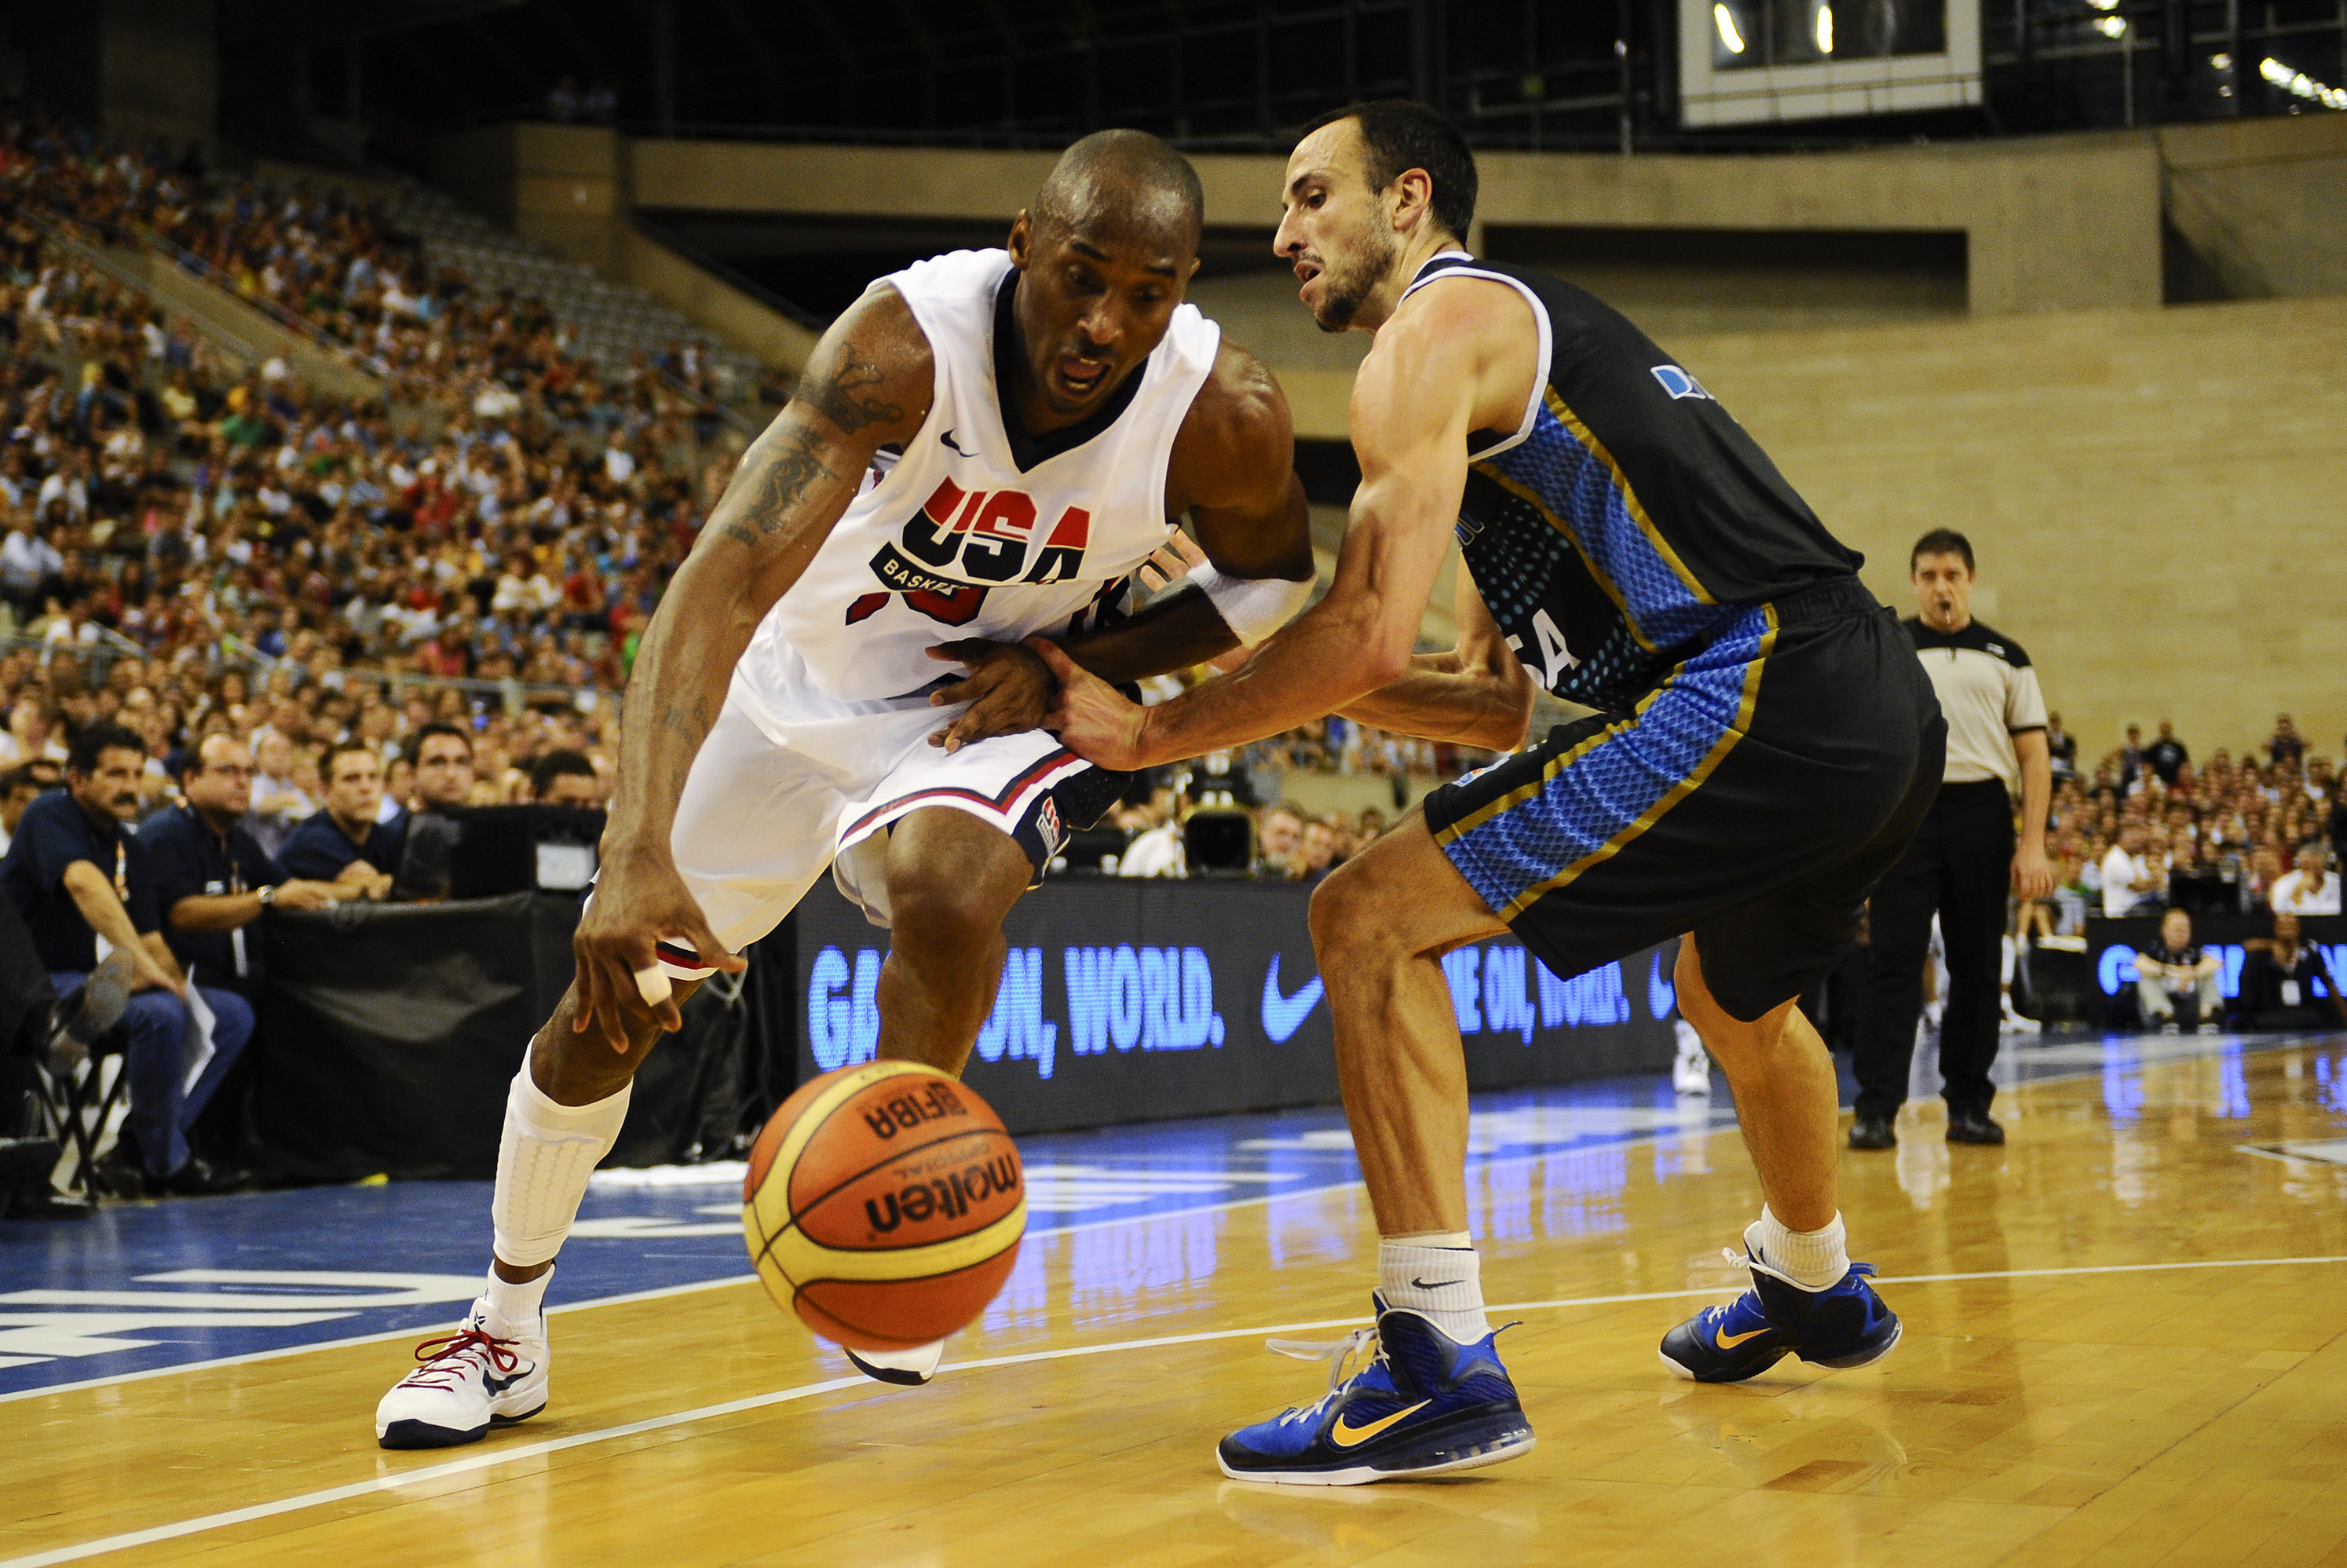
[1377, 1232, 1491, 1343]
[481, 1265, 551, 1337]
[491, 1062, 630, 1275]
[1746, 1206, 1849, 1291]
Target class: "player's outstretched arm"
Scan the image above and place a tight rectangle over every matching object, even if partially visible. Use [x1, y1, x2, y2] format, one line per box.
[1334, 561, 1535, 751]
[923, 342, 1311, 752]
[1033, 294, 1490, 770]
[577, 288, 932, 1043]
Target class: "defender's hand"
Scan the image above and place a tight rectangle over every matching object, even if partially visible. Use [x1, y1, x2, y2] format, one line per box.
[1029, 637, 1153, 771]
[924, 639, 1055, 751]
[571, 850, 742, 1046]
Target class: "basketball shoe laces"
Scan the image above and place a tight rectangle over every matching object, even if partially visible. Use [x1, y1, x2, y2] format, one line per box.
[401, 1326, 522, 1390]
[1261, 1327, 1385, 1427]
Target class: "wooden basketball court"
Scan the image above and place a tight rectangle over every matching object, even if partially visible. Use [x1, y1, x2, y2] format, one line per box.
[8, 1034, 2346, 1568]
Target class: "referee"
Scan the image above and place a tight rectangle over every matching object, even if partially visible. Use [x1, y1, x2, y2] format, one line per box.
[1852, 529, 2053, 1149]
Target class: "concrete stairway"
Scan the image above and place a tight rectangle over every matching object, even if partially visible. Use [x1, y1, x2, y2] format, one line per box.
[378, 184, 766, 405]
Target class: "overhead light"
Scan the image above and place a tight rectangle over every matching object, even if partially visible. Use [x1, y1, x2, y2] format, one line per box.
[2096, 15, 2127, 37]
[2086, 0, 2117, 9]
[2210, 53, 2232, 70]
[1815, 4, 1834, 53]
[2262, 56, 2347, 108]
[1713, 4, 1746, 53]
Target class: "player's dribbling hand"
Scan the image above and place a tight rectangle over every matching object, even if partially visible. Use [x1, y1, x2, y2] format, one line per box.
[570, 851, 742, 1046]
[923, 639, 1055, 751]
[1027, 637, 1152, 771]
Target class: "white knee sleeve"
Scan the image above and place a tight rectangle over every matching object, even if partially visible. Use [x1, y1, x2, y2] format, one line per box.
[491, 1062, 631, 1268]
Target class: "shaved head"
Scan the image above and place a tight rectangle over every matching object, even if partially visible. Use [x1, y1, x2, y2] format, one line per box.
[1033, 129, 1205, 258]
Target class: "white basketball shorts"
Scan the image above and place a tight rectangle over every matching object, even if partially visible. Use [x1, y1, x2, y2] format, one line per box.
[650, 641, 1120, 979]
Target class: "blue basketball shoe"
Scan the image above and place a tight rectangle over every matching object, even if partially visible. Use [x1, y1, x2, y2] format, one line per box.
[1658, 1246, 1901, 1383]
[1217, 1296, 1535, 1485]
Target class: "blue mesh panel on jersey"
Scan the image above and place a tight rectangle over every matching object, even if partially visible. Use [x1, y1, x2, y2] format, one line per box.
[1443, 609, 1768, 915]
[1459, 493, 1673, 715]
[1482, 404, 1734, 653]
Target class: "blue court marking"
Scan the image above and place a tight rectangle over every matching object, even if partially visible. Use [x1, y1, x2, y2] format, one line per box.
[0, 1033, 2336, 1398]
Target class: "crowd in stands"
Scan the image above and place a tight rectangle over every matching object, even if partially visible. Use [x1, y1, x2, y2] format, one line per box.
[2002, 710, 2347, 1039]
[2028, 711, 2345, 933]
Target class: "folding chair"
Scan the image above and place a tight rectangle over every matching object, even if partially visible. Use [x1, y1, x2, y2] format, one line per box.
[32, 1023, 134, 1201]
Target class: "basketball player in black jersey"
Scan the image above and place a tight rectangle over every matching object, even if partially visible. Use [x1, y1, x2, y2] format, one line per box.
[1036, 102, 1945, 1483]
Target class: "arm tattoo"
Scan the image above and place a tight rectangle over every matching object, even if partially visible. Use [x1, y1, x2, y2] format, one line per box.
[657, 702, 707, 744]
[801, 347, 905, 435]
[735, 424, 837, 535]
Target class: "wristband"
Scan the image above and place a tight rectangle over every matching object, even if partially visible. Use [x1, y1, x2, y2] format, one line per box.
[1187, 562, 1314, 646]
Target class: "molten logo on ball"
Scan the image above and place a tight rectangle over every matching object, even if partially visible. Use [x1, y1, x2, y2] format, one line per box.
[742, 1059, 1027, 1351]
[863, 1151, 1023, 1235]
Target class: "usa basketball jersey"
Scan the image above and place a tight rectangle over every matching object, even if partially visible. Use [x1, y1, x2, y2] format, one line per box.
[1405, 252, 1862, 715]
[740, 248, 1221, 707]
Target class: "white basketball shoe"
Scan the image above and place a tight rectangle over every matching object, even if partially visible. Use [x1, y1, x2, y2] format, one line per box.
[846, 1339, 945, 1387]
[375, 1299, 550, 1449]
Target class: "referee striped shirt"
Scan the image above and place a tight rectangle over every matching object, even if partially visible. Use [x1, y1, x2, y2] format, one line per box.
[1906, 618, 2047, 795]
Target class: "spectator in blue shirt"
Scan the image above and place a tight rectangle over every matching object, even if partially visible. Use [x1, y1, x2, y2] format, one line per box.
[0, 723, 254, 1194]
[276, 739, 402, 897]
[140, 735, 341, 1000]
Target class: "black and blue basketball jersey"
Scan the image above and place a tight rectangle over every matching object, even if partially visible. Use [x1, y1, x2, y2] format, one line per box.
[1408, 253, 1863, 715]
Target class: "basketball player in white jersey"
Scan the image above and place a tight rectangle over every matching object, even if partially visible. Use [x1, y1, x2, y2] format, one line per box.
[373, 131, 1313, 1448]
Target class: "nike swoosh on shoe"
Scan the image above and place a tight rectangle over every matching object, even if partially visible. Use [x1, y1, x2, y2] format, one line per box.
[1329, 1400, 1430, 1449]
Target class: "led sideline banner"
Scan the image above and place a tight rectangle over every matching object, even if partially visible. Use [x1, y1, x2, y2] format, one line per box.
[791, 880, 1681, 1135]
[2084, 914, 2346, 1025]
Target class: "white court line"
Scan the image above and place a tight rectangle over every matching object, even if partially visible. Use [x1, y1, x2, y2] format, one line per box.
[5, 1251, 2347, 1568]
[0, 1033, 2325, 1410]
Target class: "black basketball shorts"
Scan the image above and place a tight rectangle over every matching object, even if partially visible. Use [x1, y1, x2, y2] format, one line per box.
[1424, 578, 1946, 1022]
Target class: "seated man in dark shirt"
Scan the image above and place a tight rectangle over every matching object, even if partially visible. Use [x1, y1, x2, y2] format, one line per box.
[140, 734, 342, 1000]
[277, 739, 404, 897]
[0, 723, 255, 1194]
[2237, 912, 2347, 1031]
[2132, 906, 2222, 1036]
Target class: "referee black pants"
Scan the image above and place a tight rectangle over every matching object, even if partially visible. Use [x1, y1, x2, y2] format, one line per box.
[1854, 779, 2013, 1123]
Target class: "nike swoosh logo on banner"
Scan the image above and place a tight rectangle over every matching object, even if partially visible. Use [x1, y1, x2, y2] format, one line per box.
[1713, 1326, 1769, 1350]
[1648, 951, 1676, 1021]
[1330, 1400, 1430, 1449]
[940, 429, 973, 455]
[1260, 955, 1325, 1043]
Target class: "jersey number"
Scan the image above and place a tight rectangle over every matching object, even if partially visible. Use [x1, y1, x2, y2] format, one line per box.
[846, 585, 989, 627]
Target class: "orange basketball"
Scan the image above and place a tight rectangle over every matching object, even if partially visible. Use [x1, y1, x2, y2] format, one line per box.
[741, 1059, 1025, 1351]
